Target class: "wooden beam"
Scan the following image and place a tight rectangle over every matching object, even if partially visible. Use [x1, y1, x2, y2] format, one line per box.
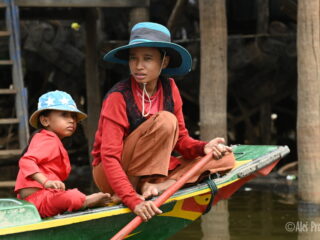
[129, 7, 149, 29]
[0, 118, 19, 124]
[0, 181, 15, 187]
[297, 0, 320, 204]
[167, 0, 187, 32]
[19, 8, 88, 20]
[260, 103, 272, 144]
[0, 60, 13, 65]
[85, 8, 100, 164]
[199, 0, 228, 140]
[0, 31, 10, 37]
[0, 0, 150, 8]
[0, 149, 22, 157]
[256, 0, 269, 34]
[0, 89, 17, 94]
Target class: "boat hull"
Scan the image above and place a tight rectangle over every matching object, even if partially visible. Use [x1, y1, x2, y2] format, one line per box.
[0, 145, 290, 240]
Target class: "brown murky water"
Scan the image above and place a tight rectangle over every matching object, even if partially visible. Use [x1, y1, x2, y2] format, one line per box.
[169, 188, 300, 240]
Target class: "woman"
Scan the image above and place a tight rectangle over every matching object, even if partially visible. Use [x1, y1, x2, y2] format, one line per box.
[92, 22, 235, 221]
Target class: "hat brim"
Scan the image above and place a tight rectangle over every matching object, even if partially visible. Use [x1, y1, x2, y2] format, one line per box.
[103, 41, 192, 76]
[29, 107, 87, 129]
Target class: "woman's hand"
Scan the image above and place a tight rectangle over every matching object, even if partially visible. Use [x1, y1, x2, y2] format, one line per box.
[133, 200, 163, 222]
[204, 137, 232, 160]
[44, 180, 66, 190]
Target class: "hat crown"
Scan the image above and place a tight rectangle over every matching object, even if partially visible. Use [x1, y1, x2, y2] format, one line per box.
[37, 90, 77, 111]
[129, 22, 171, 45]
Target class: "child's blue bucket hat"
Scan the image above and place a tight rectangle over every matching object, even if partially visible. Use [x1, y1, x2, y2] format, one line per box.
[103, 22, 192, 76]
[29, 90, 87, 128]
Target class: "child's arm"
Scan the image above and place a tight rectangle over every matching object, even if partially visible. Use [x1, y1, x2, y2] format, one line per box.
[31, 172, 65, 190]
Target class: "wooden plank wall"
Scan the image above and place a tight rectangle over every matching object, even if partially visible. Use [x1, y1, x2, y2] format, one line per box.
[0, 0, 149, 8]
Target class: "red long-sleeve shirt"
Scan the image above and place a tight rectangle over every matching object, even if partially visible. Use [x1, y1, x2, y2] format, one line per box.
[15, 129, 71, 193]
[92, 77, 206, 210]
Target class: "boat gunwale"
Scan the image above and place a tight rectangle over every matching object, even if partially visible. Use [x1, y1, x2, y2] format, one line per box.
[0, 145, 290, 236]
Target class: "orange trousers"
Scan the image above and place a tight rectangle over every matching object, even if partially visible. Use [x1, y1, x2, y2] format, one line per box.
[92, 111, 235, 194]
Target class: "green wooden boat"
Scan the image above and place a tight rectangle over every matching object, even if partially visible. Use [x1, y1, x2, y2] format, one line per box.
[0, 145, 289, 240]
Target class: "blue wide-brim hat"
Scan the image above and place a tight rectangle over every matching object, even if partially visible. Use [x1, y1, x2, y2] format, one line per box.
[103, 22, 192, 76]
[29, 90, 87, 129]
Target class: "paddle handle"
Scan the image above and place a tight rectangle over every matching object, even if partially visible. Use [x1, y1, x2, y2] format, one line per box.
[110, 153, 213, 240]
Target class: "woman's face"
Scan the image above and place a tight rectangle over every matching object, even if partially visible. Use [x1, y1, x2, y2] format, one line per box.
[129, 47, 169, 85]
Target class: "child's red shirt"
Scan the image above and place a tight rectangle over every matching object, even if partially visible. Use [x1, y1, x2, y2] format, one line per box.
[15, 129, 71, 193]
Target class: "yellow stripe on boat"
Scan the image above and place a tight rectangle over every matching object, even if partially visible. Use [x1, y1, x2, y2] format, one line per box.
[0, 207, 131, 235]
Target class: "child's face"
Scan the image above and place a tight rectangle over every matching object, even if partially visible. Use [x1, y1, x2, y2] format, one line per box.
[129, 47, 169, 85]
[40, 110, 77, 139]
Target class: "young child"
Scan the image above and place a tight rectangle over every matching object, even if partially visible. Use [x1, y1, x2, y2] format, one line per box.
[92, 22, 235, 221]
[15, 90, 111, 218]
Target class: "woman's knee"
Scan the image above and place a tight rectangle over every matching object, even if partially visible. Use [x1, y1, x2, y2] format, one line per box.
[155, 111, 178, 133]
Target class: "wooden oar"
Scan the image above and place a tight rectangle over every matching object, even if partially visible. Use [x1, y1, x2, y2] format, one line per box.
[110, 152, 214, 240]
